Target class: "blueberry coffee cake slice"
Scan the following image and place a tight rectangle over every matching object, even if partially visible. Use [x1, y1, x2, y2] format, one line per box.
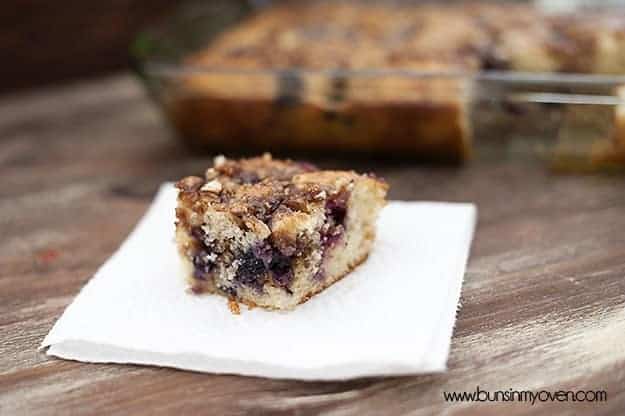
[175, 154, 388, 310]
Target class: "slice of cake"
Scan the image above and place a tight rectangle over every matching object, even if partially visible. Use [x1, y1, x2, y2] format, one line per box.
[175, 154, 388, 310]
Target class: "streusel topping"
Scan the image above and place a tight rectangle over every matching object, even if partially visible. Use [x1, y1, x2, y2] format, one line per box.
[176, 154, 366, 225]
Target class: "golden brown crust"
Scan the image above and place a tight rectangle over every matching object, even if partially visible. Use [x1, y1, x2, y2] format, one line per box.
[176, 154, 384, 226]
[227, 298, 241, 315]
[168, 95, 470, 162]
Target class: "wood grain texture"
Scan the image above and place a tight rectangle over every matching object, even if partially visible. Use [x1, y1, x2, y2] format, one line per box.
[1, 74, 625, 415]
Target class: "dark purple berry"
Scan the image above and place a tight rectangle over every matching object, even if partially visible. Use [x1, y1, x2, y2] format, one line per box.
[326, 191, 349, 226]
[272, 270, 293, 288]
[269, 253, 293, 287]
[252, 243, 274, 268]
[236, 251, 267, 285]
[269, 253, 291, 276]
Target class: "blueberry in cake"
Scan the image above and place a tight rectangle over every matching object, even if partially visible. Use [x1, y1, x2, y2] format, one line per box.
[175, 154, 388, 310]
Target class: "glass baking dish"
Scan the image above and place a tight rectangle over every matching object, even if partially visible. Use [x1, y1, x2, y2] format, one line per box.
[132, 0, 625, 171]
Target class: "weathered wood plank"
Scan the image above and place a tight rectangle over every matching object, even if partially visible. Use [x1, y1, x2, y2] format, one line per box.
[0, 74, 624, 415]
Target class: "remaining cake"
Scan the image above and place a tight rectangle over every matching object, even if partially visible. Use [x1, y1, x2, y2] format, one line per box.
[185, 2, 625, 76]
[164, 1, 625, 163]
[175, 154, 388, 310]
[590, 85, 625, 167]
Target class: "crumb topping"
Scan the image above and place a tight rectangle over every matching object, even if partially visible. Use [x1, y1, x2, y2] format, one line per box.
[227, 298, 241, 315]
[186, 2, 625, 74]
[175, 154, 367, 226]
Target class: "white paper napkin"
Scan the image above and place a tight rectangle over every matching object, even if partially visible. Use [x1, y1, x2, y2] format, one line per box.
[41, 183, 476, 381]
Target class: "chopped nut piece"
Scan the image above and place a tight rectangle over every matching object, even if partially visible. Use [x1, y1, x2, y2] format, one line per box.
[213, 155, 227, 167]
[177, 176, 204, 193]
[313, 190, 327, 200]
[205, 168, 218, 180]
[243, 216, 271, 239]
[201, 179, 223, 193]
[228, 298, 241, 315]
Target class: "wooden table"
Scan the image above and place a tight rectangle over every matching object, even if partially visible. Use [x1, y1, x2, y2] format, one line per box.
[1, 75, 624, 415]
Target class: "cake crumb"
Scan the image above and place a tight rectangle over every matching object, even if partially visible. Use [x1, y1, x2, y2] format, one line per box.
[228, 298, 241, 315]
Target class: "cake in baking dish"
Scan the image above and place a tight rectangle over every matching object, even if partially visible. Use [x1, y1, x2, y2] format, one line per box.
[175, 154, 388, 310]
[167, 1, 625, 162]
